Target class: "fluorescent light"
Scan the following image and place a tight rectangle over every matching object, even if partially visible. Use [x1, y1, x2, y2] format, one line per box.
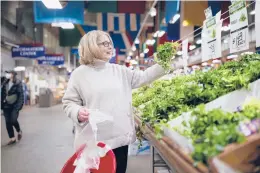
[14, 66, 25, 71]
[250, 10, 255, 15]
[140, 53, 145, 58]
[52, 22, 74, 29]
[146, 39, 156, 46]
[132, 46, 136, 51]
[241, 51, 254, 56]
[202, 62, 208, 66]
[227, 54, 238, 59]
[196, 39, 202, 44]
[128, 52, 133, 56]
[144, 48, 149, 54]
[224, 39, 228, 44]
[130, 60, 138, 65]
[192, 65, 200, 69]
[212, 60, 221, 64]
[150, 7, 157, 17]
[221, 25, 230, 32]
[177, 51, 183, 56]
[170, 13, 180, 24]
[4, 41, 19, 48]
[189, 45, 196, 51]
[134, 39, 140, 44]
[153, 31, 159, 37]
[158, 31, 165, 38]
[41, 0, 62, 9]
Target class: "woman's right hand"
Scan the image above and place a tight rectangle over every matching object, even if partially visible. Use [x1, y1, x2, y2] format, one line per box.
[78, 107, 89, 122]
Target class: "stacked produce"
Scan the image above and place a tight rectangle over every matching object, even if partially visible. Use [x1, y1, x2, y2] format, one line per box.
[133, 53, 260, 166]
[133, 53, 260, 125]
[176, 101, 260, 165]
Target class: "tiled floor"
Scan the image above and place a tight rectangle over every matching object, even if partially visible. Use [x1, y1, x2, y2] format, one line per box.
[1, 105, 151, 173]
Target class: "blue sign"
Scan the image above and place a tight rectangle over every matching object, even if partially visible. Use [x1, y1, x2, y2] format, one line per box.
[38, 54, 65, 66]
[12, 46, 45, 58]
[34, 1, 84, 24]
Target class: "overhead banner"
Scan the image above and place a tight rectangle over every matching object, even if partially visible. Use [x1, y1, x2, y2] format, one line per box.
[34, 1, 84, 24]
[38, 54, 64, 66]
[256, 1, 260, 48]
[97, 13, 141, 32]
[12, 46, 45, 59]
[229, 1, 249, 53]
[202, 11, 222, 61]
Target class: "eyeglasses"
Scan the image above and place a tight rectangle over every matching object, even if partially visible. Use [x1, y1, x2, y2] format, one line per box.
[97, 41, 112, 47]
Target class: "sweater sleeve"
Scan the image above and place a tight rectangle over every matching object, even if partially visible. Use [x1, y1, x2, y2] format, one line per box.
[62, 73, 84, 125]
[126, 64, 166, 89]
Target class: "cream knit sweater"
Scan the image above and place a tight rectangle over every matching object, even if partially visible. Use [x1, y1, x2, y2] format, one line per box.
[62, 59, 165, 149]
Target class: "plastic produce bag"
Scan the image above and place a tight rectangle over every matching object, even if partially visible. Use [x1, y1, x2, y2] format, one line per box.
[73, 109, 113, 173]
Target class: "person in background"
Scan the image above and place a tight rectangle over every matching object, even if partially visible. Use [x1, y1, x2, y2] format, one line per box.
[22, 80, 29, 105]
[62, 30, 167, 173]
[1, 70, 24, 145]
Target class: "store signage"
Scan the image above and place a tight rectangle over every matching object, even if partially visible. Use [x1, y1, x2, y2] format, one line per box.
[204, 7, 213, 19]
[12, 46, 45, 59]
[229, 1, 249, 53]
[256, 1, 260, 48]
[38, 54, 65, 66]
[182, 39, 189, 67]
[202, 11, 222, 61]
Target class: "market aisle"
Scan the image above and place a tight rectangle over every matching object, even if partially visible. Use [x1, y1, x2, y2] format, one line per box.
[1, 105, 151, 173]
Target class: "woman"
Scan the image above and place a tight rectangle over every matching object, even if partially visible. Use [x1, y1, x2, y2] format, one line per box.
[1, 71, 24, 145]
[62, 30, 166, 173]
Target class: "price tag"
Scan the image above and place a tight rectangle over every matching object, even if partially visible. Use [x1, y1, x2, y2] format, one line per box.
[229, 1, 249, 53]
[202, 11, 222, 61]
[231, 27, 248, 50]
[208, 39, 217, 58]
[204, 7, 213, 19]
[256, 1, 260, 48]
[182, 39, 189, 61]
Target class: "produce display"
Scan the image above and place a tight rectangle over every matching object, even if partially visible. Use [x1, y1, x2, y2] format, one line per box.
[177, 101, 260, 165]
[133, 53, 260, 167]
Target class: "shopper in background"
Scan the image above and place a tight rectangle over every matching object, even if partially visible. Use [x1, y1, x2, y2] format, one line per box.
[1, 70, 24, 145]
[62, 30, 166, 173]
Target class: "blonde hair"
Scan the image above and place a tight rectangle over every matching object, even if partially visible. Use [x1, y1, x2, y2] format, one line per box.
[78, 30, 113, 65]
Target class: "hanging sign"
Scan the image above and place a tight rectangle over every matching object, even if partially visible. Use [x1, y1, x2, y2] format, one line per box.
[204, 7, 213, 19]
[182, 39, 189, 68]
[12, 45, 45, 59]
[229, 1, 249, 53]
[256, 0, 260, 48]
[38, 54, 65, 66]
[202, 11, 222, 61]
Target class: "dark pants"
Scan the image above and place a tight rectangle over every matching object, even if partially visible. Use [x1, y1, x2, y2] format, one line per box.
[3, 109, 21, 138]
[113, 145, 128, 173]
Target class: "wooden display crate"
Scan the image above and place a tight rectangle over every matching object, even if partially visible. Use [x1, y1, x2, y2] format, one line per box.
[210, 134, 260, 173]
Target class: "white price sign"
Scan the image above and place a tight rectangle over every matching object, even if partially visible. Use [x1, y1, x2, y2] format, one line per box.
[256, 0, 260, 48]
[208, 39, 217, 58]
[182, 39, 189, 65]
[204, 7, 213, 19]
[231, 27, 248, 51]
[229, 1, 249, 53]
[202, 11, 222, 61]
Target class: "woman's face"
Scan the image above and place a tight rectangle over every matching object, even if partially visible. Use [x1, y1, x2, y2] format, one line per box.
[97, 34, 113, 61]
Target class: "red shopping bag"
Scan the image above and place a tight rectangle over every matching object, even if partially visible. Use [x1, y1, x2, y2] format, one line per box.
[60, 142, 116, 173]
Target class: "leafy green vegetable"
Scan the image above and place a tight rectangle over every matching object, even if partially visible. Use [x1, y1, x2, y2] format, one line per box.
[154, 42, 179, 72]
[133, 53, 260, 165]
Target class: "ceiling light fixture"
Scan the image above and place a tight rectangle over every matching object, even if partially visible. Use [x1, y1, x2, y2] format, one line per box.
[41, 0, 62, 9]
